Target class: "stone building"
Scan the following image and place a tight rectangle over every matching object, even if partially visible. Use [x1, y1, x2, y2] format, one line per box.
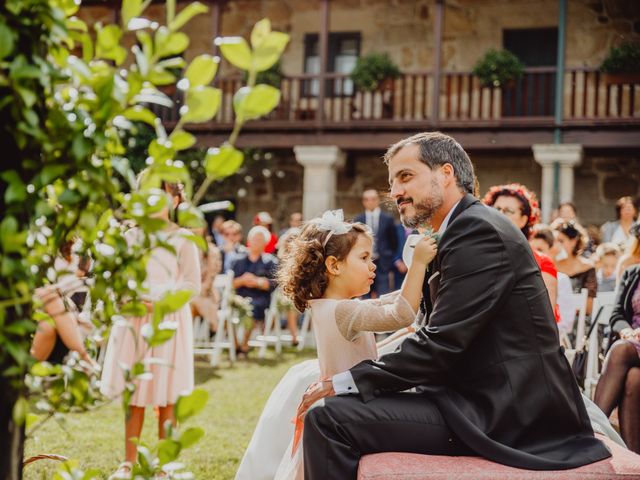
[81, 0, 640, 230]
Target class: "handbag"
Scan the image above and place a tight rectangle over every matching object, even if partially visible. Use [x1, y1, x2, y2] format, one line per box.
[571, 306, 604, 389]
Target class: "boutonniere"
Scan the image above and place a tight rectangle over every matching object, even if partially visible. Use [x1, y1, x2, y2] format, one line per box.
[401, 228, 439, 267]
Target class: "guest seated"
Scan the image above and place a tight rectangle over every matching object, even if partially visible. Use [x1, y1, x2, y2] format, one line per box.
[616, 222, 640, 280]
[596, 243, 621, 293]
[553, 219, 597, 315]
[531, 225, 576, 335]
[232, 226, 278, 355]
[594, 263, 640, 453]
[601, 196, 638, 249]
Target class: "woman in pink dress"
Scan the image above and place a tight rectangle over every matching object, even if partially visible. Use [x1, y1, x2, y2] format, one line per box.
[100, 181, 200, 475]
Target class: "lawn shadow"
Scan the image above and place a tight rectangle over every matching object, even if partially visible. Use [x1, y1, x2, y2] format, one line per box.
[194, 363, 222, 384]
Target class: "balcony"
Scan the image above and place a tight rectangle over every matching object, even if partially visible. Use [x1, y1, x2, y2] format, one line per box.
[153, 67, 640, 150]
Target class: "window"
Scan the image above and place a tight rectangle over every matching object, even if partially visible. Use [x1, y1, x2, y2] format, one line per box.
[303, 32, 361, 96]
[502, 28, 558, 116]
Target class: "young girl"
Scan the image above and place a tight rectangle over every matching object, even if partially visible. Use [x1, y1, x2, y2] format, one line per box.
[100, 180, 200, 476]
[235, 210, 437, 480]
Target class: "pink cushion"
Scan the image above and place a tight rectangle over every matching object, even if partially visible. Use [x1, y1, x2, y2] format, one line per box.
[357, 436, 640, 479]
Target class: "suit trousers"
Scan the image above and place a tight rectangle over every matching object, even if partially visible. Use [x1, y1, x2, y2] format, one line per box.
[303, 392, 473, 480]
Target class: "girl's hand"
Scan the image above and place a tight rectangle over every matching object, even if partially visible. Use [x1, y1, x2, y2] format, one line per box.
[620, 328, 635, 340]
[412, 235, 437, 266]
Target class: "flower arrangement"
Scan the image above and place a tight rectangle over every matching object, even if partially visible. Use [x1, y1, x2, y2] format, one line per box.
[482, 183, 541, 227]
[229, 294, 254, 330]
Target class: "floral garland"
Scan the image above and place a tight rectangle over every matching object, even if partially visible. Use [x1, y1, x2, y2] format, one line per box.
[229, 294, 255, 331]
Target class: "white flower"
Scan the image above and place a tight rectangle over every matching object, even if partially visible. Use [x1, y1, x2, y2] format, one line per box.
[311, 209, 352, 235]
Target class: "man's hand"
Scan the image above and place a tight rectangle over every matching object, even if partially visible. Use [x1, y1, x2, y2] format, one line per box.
[296, 380, 335, 423]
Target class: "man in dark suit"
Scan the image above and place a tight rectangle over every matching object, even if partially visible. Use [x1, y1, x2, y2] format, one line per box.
[355, 189, 398, 297]
[300, 132, 610, 479]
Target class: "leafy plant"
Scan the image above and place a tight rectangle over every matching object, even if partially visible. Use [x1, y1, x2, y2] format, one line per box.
[350, 52, 400, 92]
[472, 48, 524, 88]
[600, 42, 640, 74]
[0, 0, 288, 476]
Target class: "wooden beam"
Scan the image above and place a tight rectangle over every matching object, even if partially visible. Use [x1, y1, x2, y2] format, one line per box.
[317, 0, 329, 126]
[431, 0, 444, 122]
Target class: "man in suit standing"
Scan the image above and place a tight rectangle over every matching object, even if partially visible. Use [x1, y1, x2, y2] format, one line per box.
[355, 189, 398, 297]
[300, 132, 610, 479]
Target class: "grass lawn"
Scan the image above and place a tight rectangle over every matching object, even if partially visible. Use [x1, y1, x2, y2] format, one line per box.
[23, 347, 317, 479]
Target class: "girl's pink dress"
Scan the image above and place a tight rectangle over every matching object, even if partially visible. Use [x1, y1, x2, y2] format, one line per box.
[100, 227, 201, 407]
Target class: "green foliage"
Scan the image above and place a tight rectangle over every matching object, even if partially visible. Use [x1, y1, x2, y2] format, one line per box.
[0, 0, 288, 476]
[600, 42, 640, 74]
[350, 52, 401, 92]
[472, 48, 524, 88]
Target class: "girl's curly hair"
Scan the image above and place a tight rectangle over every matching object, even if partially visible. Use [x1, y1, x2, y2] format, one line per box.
[277, 221, 371, 312]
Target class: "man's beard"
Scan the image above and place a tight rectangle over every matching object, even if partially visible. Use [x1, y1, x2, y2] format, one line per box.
[399, 179, 444, 229]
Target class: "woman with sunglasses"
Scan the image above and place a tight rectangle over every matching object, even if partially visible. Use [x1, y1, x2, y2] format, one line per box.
[483, 184, 558, 322]
[553, 220, 597, 315]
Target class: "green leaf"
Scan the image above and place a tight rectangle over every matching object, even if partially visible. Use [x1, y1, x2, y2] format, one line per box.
[181, 86, 221, 123]
[217, 37, 252, 71]
[122, 0, 150, 29]
[233, 84, 280, 121]
[204, 144, 244, 179]
[168, 130, 196, 150]
[1, 171, 27, 204]
[31, 362, 61, 377]
[184, 54, 219, 87]
[179, 427, 204, 448]
[121, 301, 148, 317]
[157, 439, 181, 465]
[169, 2, 209, 31]
[66, 16, 88, 32]
[0, 21, 16, 60]
[253, 32, 290, 72]
[156, 289, 192, 313]
[12, 397, 28, 426]
[250, 18, 271, 48]
[53, 0, 80, 16]
[182, 232, 207, 252]
[122, 106, 157, 127]
[176, 203, 205, 228]
[148, 65, 176, 86]
[40, 164, 68, 184]
[96, 24, 127, 65]
[175, 388, 208, 422]
[155, 27, 189, 58]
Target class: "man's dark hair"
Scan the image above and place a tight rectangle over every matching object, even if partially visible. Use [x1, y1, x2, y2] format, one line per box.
[383, 132, 475, 195]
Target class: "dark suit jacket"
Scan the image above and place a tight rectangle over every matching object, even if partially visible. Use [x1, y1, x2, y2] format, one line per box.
[355, 210, 398, 271]
[350, 194, 610, 470]
[610, 264, 640, 334]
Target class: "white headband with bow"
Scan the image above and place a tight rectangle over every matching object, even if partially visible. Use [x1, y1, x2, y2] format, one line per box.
[310, 209, 354, 247]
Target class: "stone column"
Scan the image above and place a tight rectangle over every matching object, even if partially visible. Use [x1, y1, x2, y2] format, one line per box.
[532, 144, 583, 222]
[294, 146, 345, 220]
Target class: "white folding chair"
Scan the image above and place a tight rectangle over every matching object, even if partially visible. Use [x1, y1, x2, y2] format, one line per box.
[194, 270, 236, 366]
[256, 291, 282, 357]
[296, 309, 314, 351]
[584, 291, 616, 398]
[562, 288, 588, 364]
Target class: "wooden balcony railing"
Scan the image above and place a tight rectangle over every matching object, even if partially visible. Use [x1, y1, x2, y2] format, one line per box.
[152, 67, 640, 128]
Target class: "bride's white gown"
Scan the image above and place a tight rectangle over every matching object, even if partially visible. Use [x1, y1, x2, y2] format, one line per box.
[235, 295, 624, 480]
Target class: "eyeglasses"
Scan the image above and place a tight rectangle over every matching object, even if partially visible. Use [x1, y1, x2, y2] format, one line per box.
[493, 206, 519, 216]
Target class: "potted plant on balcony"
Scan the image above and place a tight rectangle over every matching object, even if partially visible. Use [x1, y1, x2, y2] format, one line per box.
[350, 52, 401, 92]
[472, 48, 524, 88]
[600, 42, 640, 85]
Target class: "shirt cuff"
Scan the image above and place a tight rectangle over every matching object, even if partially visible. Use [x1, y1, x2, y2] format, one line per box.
[332, 371, 359, 395]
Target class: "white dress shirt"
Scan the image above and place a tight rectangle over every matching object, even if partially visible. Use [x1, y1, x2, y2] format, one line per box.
[333, 199, 462, 395]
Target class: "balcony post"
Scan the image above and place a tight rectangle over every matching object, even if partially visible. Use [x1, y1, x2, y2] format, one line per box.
[294, 146, 345, 220]
[211, 0, 221, 56]
[317, 0, 329, 126]
[431, 0, 444, 123]
[553, 0, 567, 144]
[532, 144, 583, 222]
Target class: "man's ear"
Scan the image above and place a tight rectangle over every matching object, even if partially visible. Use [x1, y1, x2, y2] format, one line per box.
[441, 163, 455, 187]
[325, 256, 341, 276]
